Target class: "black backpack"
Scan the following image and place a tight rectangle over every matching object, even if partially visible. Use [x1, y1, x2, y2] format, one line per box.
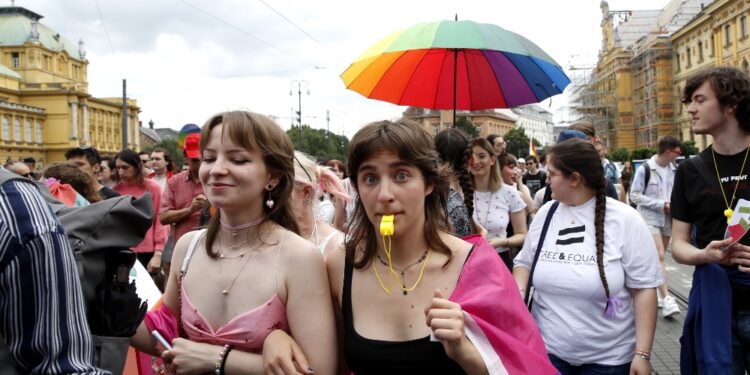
[0, 170, 153, 375]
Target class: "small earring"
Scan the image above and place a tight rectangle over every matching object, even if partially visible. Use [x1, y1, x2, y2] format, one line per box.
[265, 187, 274, 209]
[266, 184, 274, 190]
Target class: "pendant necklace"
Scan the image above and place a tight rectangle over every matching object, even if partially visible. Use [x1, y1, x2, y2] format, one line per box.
[217, 234, 259, 295]
[711, 146, 750, 224]
[376, 249, 430, 295]
[474, 191, 494, 227]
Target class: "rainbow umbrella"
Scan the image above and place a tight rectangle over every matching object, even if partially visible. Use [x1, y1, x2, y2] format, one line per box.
[340, 19, 570, 124]
[178, 123, 200, 149]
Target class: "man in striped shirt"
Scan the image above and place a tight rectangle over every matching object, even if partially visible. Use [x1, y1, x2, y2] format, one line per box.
[0, 168, 107, 374]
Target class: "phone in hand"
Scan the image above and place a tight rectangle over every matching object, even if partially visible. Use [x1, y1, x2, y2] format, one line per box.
[151, 330, 172, 350]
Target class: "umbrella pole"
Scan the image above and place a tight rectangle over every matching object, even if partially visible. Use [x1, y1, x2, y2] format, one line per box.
[452, 49, 457, 127]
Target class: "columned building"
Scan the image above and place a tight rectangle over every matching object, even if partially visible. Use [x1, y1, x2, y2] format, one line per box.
[0, 6, 140, 168]
[402, 107, 516, 139]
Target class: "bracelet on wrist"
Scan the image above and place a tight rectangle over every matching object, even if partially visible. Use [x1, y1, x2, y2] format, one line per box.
[634, 349, 651, 361]
[220, 346, 233, 374]
[215, 344, 231, 375]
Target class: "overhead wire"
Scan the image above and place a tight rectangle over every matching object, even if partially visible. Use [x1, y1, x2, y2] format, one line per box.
[92, 0, 116, 55]
[179, 0, 325, 70]
[255, 0, 346, 62]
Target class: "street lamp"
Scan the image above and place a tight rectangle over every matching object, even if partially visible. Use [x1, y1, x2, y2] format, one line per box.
[290, 80, 310, 135]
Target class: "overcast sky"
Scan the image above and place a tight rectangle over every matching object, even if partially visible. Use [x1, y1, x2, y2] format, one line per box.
[17, 0, 670, 136]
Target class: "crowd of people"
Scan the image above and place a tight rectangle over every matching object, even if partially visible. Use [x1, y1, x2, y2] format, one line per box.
[2, 66, 750, 375]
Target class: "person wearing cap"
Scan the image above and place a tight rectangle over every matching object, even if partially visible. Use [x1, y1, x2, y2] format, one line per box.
[159, 132, 206, 276]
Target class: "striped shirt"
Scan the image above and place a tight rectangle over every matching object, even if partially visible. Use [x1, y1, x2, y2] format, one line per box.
[0, 173, 108, 374]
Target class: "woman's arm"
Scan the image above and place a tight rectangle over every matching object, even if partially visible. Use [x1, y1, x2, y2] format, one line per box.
[506, 210, 527, 248]
[284, 242, 337, 375]
[512, 266, 530, 298]
[629, 288, 657, 375]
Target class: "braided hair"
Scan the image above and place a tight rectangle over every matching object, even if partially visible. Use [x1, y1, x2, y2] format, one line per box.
[547, 138, 612, 314]
[434, 128, 479, 234]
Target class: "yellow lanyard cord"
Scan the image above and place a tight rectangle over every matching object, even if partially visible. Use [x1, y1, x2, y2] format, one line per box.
[711, 146, 750, 224]
[373, 235, 394, 294]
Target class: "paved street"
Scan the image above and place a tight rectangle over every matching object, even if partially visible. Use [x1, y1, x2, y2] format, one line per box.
[650, 250, 693, 374]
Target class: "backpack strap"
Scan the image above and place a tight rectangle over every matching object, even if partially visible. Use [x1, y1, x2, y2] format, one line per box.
[689, 155, 722, 192]
[180, 229, 207, 274]
[524, 200, 560, 309]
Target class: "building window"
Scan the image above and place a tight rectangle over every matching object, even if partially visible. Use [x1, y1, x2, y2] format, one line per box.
[1, 116, 8, 140]
[24, 119, 31, 143]
[10, 52, 19, 68]
[13, 118, 20, 141]
[475, 126, 483, 134]
[433, 125, 439, 135]
[742, 16, 748, 38]
[35, 120, 42, 143]
[698, 41, 703, 61]
[675, 52, 680, 71]
[726, 24, 732, 46]
[686, 47, 691, 67]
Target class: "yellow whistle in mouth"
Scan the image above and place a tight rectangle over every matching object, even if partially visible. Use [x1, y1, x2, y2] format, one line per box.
[380, 214, 395, 236]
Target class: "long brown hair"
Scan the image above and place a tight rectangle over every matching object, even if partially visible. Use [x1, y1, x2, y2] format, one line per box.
[345, 119, 451, 269]
[434, 128, 479, 234]
[470, 138, 503, 192]
[547, 138, 611, 311]
[200, 111, 299, 258]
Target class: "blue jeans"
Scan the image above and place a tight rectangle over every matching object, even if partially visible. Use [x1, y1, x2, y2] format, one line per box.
[732, 310, 750, 374]
[549, 354, 630, 375]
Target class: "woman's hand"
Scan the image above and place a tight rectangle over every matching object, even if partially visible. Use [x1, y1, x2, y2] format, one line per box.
[161, 338, 216, 375]
[630, 355, 651, 375]
[729, 242, 750, 272]
[425, 289, 469, 360]
[148, 252, 162, 274]
[262, 329, 314, 375]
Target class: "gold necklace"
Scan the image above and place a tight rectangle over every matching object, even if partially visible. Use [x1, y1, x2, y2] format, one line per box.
[217, 243, 257, 295]
[711, 146, 750, 224]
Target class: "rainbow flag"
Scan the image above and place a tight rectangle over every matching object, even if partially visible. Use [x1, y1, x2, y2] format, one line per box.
[529, 139, 538, 159]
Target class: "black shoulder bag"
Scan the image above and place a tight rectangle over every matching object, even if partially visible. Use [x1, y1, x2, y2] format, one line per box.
[524, 200, 560, 311]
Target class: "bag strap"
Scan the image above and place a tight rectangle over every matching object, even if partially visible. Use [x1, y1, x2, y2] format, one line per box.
[180, 229, 207, 274]
[524, 200, 559, 307]
[689, 154, 722, 193]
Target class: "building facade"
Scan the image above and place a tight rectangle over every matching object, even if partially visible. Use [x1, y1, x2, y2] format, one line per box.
[510, 104, 555, 146]
[672, 0, 750, 150]
[402, 107, 516, 139]
[0, 6, 140, 169]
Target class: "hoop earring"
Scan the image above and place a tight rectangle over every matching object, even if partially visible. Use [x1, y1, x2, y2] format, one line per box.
[265, 186, 275, 209]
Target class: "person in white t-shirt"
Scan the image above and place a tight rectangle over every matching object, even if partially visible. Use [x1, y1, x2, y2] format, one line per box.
[513, 138, 661, 375]
[470, 138, 526, 270]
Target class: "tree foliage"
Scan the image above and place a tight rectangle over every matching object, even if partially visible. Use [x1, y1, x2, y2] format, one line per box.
[143, 138, 184, 173]
[454, 116, 479, 138]
[610, 148, 630, 162]
[503, 127, 540, 158]
[630, 147, 657, 161]
[681, 140, 700, 157]
[287, 126, 349, 162]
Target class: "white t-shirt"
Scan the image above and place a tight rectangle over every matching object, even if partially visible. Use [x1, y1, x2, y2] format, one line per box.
[514, 197, 662, 366]
[655, 163, 670, 200]
[473, 185, 525, 252]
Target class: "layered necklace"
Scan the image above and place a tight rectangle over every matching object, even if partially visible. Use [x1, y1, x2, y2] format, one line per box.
[711, 146, 750, 224]
[376, 249, 430, 295]
[216, 217, 264, 295]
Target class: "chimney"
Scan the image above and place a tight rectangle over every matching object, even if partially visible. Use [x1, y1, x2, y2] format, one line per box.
[148, 119, 154, 129]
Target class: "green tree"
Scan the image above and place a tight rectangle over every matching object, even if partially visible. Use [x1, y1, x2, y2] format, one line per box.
[681, 140, 699, 157]
[630, 147, 657, 161]
[454, 116, 479, 138]
[143, 138, 184, 173]
[610, 148, 630, 162]
[287, 126, 349, 162]
[504, 127, 537, 158]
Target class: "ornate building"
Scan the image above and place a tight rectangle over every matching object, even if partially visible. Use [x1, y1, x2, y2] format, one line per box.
[402, 107, 516, 139]
[0, 6, 140, 169]
[672, 0, 750, 150]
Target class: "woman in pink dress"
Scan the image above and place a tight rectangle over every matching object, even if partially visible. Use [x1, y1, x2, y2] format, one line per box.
[113, 149, 167, 274]
[130, 111, 336, 374]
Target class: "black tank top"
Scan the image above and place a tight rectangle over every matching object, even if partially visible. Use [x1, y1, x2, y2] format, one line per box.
[342, 258, 466, 375]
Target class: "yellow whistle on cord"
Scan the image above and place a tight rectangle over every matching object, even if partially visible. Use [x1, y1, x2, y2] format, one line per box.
[380, 214, 395, 236]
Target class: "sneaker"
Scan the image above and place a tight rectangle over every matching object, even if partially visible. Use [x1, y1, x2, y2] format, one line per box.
[658, 298, 663, 309]
[662, 296, 680, 318]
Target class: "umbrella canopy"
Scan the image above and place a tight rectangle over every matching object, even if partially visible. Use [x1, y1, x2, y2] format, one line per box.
[341, 20, 570, 114]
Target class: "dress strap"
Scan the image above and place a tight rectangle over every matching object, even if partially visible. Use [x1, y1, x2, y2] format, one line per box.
[319, 231, 342, 254]
[181, 229, 206, 274]
[342, 256, 355, 331]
